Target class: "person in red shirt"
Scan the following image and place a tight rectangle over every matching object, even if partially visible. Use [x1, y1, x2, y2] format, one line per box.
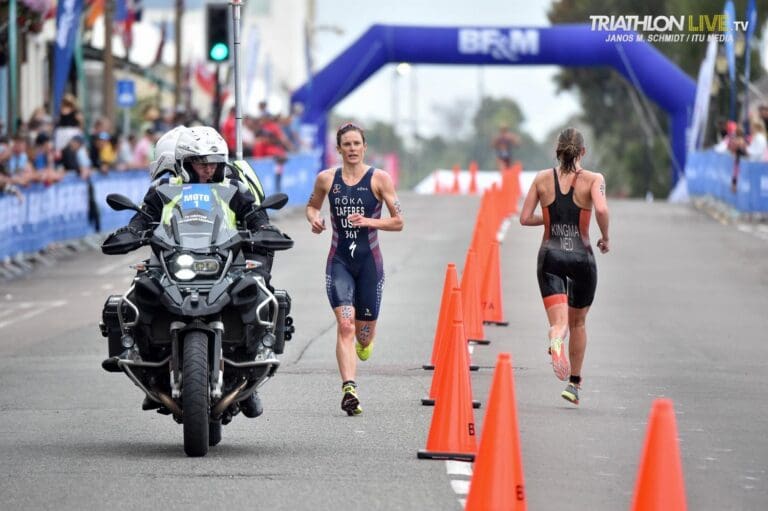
[221, 107, 237, 153]
[253, 115, 293, 192]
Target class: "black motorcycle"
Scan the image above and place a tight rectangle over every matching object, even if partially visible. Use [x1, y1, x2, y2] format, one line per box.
[99, 184, 294, 457]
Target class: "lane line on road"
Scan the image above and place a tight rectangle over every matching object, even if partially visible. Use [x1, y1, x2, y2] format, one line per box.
[446, 460, 473, 476]
[446, 460, 473, 508]
[0, 300, 67, 329]
[450, 479, 469, 495]
[96, 259, 131, 276]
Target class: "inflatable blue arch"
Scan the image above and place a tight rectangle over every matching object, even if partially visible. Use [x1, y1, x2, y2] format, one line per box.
[292, 24, 696, 184]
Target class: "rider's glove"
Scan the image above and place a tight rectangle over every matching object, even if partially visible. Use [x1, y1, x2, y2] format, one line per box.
[258, 224, 282, 234]
[115, 226, 142, 237]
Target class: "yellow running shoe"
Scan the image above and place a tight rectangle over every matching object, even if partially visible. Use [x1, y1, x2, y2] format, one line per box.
[355, 340, 375, 361]
[341, 383, 363, 416]
[561, 383, 580, 405]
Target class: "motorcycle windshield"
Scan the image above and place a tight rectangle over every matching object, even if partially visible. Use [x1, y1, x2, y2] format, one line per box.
[154, 183, 239, 250]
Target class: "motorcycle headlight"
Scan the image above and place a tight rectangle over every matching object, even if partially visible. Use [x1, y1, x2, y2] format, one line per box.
[171, 253, 221, 280]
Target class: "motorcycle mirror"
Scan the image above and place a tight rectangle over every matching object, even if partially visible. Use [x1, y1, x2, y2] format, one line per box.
[106, 193, 154, 221]
[258, 193, 289, 211]
[107, 193, 141, 212]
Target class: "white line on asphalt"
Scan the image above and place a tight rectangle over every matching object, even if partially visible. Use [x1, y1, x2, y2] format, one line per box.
[0, 302, 43, 319]
[0, 300, 67, 329]
[446, 461, 473, 507]
[450, 480, 469, 495]
[96, 260, 130, 276]
[445, 460, 473, 476]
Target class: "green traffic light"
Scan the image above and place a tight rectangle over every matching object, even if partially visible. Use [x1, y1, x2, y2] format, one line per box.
[210, 43, 229, 61]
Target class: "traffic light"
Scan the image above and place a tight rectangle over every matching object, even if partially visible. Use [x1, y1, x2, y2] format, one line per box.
[206, 4, 230, 62]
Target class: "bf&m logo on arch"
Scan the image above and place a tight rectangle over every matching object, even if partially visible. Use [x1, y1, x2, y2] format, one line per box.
[457, 29, 539, 61]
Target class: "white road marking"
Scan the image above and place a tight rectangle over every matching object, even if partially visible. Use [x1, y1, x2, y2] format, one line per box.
[450, 480, 470, 495]
[96, 260, 131, 276]
[0, 300, 68, 329]
[446, 461, 473, 476]
[0, 302, 43, 319]
[446, 460, 473, 507]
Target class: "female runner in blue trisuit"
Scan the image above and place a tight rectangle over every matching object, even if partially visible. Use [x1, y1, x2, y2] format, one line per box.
[306, 123, 404, 415]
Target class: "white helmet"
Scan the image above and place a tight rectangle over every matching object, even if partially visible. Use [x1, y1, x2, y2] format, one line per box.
[149, 126, 188, 180]
[175, 126, 229, 182]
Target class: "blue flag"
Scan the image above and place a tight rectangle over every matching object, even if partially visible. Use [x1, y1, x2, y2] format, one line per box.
[743, 0, 757, 132]
[53, 0, 84, 120]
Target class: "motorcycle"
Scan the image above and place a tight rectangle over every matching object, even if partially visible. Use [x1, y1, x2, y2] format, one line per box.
[99, 183, 294, 457]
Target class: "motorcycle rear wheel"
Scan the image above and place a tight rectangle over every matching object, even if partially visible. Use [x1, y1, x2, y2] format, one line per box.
[183, 331, 210, 457]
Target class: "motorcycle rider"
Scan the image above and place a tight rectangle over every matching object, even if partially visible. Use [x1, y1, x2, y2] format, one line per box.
[105, 125, 274, 418]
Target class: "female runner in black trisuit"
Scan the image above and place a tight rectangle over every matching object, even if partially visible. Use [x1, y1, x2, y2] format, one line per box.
[519, 127, 610, 405]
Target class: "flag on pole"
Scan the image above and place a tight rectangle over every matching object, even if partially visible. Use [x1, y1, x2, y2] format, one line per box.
[53, 0, 84, 119]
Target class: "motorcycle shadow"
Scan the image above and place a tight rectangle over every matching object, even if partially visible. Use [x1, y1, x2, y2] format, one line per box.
[59, 439, 282, 460]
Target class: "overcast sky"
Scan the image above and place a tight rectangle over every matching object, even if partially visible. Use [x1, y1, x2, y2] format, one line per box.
[312, 0, 582, 143]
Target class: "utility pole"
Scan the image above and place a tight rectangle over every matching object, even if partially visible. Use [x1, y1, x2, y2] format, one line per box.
[174, 0, 183, 110]
[9, 0, 18, 133]
[103, 0, 116, 126]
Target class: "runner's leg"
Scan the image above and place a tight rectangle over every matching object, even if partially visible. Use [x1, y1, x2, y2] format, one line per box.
[544, 298, 569, 342]
[544, 297, 570, 380]
[355, 321, 377, 348]
[567, 306, 590, 377]
[334, 305, 357, 382]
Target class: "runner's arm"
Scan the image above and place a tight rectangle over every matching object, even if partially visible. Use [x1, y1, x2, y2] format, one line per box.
[519, 172, 543, 226]
[306, 171, 331, 234]
[350, 170, 403, 231]
[591, 173, 610, 253]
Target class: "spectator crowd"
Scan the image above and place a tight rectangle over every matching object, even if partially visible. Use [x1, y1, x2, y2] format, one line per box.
[1, 94, 304, 200]
[712, 104, 768, 191]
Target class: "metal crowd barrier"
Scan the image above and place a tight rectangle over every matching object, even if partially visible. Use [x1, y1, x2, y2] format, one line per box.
[685, 150, 768, 213]
[0, 152, 321, 264]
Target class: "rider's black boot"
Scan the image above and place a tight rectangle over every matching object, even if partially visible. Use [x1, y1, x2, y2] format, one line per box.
[101, 348, 135, 373]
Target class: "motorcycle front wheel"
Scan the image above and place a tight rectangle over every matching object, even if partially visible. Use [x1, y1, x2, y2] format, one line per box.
[183, 331, 210, 457]
[209, 421, 222, 446]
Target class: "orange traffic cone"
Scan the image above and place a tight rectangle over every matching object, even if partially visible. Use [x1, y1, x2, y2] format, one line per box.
[489, 183, 504, 233]
[462, 249, 489, 344]
[471, 215, 491, 275]
[423, 288, 480, 408]
[424, 284, 479, 373]
[468, 160, 478, 195]
[481, 240, 508, 326]
[510, 162, 522, 214]
[422, 263, 458, 371]
[465, 353, 526, 511]
[417, 319, 478, 462]
[433, 171, 442, 195]
[630, 398, 687, 511]
[451, 164, 461, 194]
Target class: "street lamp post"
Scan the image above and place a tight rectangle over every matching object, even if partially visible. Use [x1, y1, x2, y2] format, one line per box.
[392, 62, 411, 135]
